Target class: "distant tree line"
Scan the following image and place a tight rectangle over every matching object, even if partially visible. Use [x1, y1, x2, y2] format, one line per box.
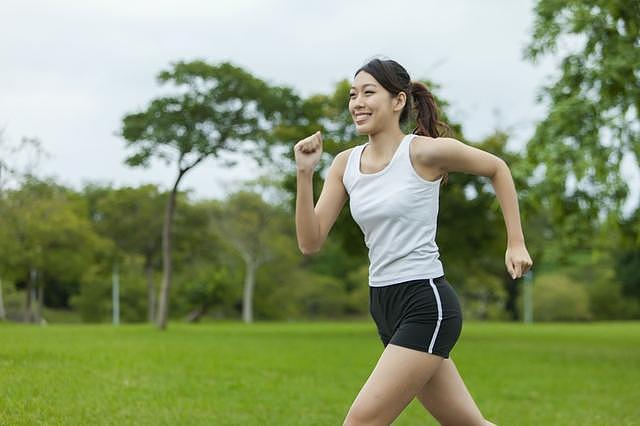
[1, 0, 638, 325]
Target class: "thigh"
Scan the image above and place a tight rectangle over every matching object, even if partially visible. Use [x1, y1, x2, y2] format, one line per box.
[344, 343, 444, 426]
[415, 357, 486, 425]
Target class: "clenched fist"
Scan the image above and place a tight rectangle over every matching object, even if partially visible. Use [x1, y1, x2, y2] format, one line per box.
[294, 131, 323, 173]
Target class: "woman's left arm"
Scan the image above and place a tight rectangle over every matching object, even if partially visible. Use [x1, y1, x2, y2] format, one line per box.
[416, 136, 534, 279]
[490, 159, 534, 279]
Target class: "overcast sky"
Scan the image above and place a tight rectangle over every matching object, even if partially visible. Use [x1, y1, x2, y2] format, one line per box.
[1, 0, 638, 212]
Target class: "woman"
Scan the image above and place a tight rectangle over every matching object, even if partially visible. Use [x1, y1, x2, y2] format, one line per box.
[293, 58, 532, 426]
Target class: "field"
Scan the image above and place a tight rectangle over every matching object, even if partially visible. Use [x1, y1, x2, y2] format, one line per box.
[1, 320, 639, 425]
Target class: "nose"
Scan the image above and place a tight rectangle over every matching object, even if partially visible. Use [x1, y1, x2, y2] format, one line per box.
[351, 93, 365, 109]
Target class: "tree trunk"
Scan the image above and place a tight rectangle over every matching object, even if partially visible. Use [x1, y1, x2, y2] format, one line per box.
[156, 156, 204, 330]
[36, 279, 44, 323]
[25, 267, 36, 323]
[112, 263, 120, 325]
[0, 277, 6, 321]
[156, 179, 181, 330]
[145, 260, 155, 323]
[242, 259, 257, 323]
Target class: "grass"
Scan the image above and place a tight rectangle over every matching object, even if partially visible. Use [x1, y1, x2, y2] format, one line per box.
[1, 320, 639, 425]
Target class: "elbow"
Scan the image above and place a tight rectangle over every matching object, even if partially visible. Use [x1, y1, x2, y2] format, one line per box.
[299, 245, 320, 256]
[491, 158, 510, 179]
[298, 239, 322, 256]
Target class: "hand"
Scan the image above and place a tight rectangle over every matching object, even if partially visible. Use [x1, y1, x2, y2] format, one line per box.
[505, 243, 533, 279]
[294, 131, 323, 173]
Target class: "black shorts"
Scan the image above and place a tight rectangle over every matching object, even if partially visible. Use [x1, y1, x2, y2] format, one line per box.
[369, 276, 462, 359]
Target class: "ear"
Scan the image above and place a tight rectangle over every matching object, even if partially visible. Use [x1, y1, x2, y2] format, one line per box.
[393, 92, 407, 112]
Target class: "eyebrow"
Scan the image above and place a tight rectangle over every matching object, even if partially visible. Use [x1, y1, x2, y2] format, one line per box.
[350, 83, 377, 90]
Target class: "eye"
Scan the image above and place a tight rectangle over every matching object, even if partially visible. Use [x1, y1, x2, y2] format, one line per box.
[348, 90, 373, 99]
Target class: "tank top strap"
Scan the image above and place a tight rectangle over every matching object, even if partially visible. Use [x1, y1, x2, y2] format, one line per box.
[399, 133, 416, 156]
[391, 133, 416, 174]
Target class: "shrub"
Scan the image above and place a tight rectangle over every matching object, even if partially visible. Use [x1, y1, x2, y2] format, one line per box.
[517, 272, 592, 321]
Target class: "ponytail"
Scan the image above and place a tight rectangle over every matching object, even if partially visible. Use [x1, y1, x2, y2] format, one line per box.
[410, 81, 450, 138]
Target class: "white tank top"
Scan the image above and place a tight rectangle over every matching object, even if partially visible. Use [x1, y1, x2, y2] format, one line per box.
[342, 133, 444, 287]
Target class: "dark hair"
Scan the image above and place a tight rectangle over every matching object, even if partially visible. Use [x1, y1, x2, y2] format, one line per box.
[354, 58, 450, 182]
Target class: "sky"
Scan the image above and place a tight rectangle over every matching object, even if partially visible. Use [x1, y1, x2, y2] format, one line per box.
[1, 0, 638, 213]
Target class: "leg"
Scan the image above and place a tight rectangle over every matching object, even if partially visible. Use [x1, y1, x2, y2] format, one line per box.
[415, 357, 497, 426]
[343, 343, 444, 426]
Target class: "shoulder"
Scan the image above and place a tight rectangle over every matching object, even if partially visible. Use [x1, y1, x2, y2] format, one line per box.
[335, 147, 356, 161]
[331, 147, 356, 175]
[412, 135, 505, 177]
[410, 135, 448, 158]
[411, 135, 457, 151]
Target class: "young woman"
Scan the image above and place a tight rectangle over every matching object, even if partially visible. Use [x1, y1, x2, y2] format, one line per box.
[293, 58, 532, 426]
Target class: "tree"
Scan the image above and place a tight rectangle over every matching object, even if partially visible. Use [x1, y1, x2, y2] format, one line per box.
[0, 132, 49, 320]
[84, 184, 165, 322]
[614, 208, 640, 304]
[524, 0, 640, 251]
[1, 179, 105, 322]
[120, 60, 300, 329]
[209, 191, 294, 323]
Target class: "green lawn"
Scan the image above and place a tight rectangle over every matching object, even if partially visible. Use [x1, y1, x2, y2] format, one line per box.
[1, 320, 638, 425]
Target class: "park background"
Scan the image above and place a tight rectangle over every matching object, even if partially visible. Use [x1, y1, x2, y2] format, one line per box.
[1, 0, 639, 425]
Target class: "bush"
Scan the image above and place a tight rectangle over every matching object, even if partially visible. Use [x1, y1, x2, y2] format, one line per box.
[587, 276, 640, 320]
[259, 269, 348, 320]
[69, 265, 110, 322]
[517, 272, 592, 321]
[458, 271, 509, 320]
[344, 264, 369, 317]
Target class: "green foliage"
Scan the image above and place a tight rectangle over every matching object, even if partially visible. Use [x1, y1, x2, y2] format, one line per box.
[458, 271, 510, 321]
[121, 60, 301, 170]
[173, 264, 239, 320]
[587, 276, 640, 319]
[256, 269, 348, 320]
[88, 184, 165, 261]
[613, 209, 640, 301]
[69, 264, 110, 323]
[0, 179, 108, 309]
[289, 271, 348, 319]
[518, 272, 592, 321]
[344, 264, 370, 317]
[524, 0, 640, 245]
[1, 284, 23, 321]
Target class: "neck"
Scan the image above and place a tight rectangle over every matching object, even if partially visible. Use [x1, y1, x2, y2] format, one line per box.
[366, 127, 407, 159]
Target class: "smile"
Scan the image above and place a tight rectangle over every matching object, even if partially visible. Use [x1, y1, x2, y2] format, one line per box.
[355, 113, 371, 124]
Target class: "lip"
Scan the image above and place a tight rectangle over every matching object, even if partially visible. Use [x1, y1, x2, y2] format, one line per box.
[354, 112, 371, 124]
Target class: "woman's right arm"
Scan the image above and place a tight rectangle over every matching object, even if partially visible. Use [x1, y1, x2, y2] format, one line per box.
[294, 131, 348, 255]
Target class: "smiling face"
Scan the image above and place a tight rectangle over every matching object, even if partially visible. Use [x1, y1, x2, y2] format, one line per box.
[349, 71, 406, 135]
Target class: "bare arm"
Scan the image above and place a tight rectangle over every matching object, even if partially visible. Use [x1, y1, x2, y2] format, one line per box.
[294, 132, 349, 255]
[416, 136, 533, 278]
[491, 162, 525, 246]
[295, 168, 320, 254]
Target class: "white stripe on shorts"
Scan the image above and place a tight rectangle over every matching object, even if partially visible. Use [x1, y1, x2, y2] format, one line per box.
[427, 277, 443, 354]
